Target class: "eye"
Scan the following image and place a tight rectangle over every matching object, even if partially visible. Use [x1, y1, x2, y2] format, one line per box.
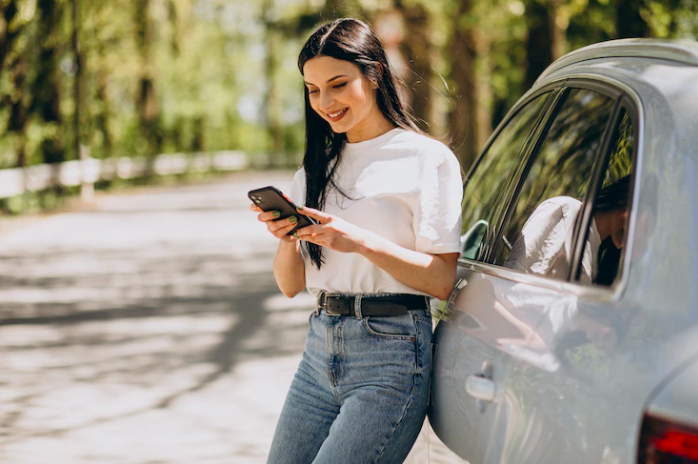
[333, 82, 346, 90]
[307, 87, 319, 95]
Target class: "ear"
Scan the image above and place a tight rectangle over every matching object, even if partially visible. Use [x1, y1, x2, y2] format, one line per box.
[371, 62, 384, 89]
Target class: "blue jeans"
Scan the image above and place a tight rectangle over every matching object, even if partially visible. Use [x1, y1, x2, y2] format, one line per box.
[267, 307, 433, 464]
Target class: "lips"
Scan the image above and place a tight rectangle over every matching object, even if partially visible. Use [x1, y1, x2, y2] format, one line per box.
[326, 108, 348, 122]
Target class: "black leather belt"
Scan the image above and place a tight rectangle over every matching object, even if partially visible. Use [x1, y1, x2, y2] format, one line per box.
[317, 292, 429, 317]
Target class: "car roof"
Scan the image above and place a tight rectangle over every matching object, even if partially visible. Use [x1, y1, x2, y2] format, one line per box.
[530, 38, 698, 143]
[535, 38, 698, 85]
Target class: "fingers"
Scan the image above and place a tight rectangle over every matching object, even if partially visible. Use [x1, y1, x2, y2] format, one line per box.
[257, 210, 282, 223]
[295, 224, 323, 240]
[268, 216, 300, 237]
[273, 222, 298, 239]
[297, 206, 330, 223]
[250, 205, 304, 241]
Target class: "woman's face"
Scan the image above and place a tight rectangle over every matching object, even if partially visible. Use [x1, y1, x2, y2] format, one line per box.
[303, 55, 386, 143]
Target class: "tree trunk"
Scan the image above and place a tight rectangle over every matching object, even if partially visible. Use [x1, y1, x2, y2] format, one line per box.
[0, 0, 20, 76]
[475, 31, 493, 151]
[31, 0, 65, 165]
[191, 117, 204, 152]
[262, 0, 284, 167]
[95, 67, 112, 158]
[449, 0, 480, 171]
[399, 2, 433, 132]
[135, 0, 162, 162]
[550, 0, 567, 60]
[168, 0, 180, 57]
[2, 0, 24, 169]
[615, 0, 649, 38]
[8, 58, 27, 169]
[167, 0, 185, 153]
[524, 0, 554, 91]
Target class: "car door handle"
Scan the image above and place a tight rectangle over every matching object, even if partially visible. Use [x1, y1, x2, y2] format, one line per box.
[465, 374, 495, 402]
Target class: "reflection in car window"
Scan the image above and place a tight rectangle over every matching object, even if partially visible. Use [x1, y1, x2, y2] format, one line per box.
[495, 88, 616, 282]
[582, 109, 635, 286]
[460, 93, 550, 260]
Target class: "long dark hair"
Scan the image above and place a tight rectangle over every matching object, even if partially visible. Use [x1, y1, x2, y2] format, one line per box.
[298, 18, 420, 269]
[596, 175, 631, 213]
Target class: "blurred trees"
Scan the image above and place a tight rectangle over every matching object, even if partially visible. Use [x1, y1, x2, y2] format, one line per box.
[0, 0, 697, 176]
[33, 0, 64, 165]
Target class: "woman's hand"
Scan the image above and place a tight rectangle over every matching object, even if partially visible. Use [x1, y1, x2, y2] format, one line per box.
[251, 203, 306, 297]
[294, 206, 367, 253]
[293, 205, 457, 300]
[250, 204, 299, 244]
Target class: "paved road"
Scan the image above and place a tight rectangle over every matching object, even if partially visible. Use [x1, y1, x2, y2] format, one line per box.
[0, 172, 316, 463]
[0, 171, 454, 464]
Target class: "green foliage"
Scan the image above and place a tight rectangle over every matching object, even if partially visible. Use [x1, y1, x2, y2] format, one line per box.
[0, 0, 696, 190]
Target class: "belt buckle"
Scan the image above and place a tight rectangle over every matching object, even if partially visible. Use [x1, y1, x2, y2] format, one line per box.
[322, 293, 342, 317]
[325, 295, 341, 316]
[319, 292, 340, 316]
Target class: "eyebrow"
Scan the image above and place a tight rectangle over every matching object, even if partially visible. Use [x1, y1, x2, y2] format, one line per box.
[304, 75, 346, 86]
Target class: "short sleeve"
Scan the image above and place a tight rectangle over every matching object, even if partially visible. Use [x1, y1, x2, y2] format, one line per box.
[504, 197, 581, 277]
[413, 147, 463, 254]
[506, 201, 567, 275]
[289, 167, 306, 206]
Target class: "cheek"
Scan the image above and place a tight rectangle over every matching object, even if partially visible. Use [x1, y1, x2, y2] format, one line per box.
[346, 80, 371, 106]
[308, 97, 322, 114]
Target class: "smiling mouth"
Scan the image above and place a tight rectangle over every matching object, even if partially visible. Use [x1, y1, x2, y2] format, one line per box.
[326, 108, 348, 122]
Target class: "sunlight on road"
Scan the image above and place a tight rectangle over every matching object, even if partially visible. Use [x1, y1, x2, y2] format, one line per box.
[0, 172, 313, 463]
[0, 172, 457, 463]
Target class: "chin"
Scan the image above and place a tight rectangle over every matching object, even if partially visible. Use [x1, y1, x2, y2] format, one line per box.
[612, 236, 623, 249]
[329, 123, 351, 134]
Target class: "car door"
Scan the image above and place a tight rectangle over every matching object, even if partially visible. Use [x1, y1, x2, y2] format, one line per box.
[429, 88, 559, 464]
[430, 84, 621, 464]
[490, 97, 641, 464]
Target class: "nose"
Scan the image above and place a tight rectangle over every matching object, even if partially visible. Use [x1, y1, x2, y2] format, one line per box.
[319, 92, 335, 112]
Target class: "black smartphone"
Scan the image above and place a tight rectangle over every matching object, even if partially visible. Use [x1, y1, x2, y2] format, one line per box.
[248, 186, 316, 235]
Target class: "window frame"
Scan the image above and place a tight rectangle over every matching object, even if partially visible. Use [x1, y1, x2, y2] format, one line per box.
[570, 97, 640, 284]
[457, 76, 643, 302]
[488, 82, 623, 265]
[459, 82, 567, 263]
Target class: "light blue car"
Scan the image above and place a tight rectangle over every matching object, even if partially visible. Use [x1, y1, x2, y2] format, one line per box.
[428, 39, 698, 464]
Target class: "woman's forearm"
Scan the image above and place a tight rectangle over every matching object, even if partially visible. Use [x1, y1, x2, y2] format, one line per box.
[273, 240, 306, 298]
[293, 206, 458, 299]
[357, 231, 458, 300]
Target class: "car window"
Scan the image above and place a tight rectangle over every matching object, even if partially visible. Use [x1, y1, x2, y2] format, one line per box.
[578, 108, 635, 286]
[493, 88, 616, 283]
[460, 93, 550, 260]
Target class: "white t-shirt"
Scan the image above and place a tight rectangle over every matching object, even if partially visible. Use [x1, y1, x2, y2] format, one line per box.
[289, 128, 463, 297]
[503, 196, 601, 284]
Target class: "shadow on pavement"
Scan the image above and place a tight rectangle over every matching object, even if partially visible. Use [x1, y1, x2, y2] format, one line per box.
[0, 244, 311, 438]
[0, 173, 316, 462]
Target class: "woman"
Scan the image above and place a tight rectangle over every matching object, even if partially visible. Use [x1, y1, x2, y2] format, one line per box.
[504, 176, 631, 284]
[252, 18, 463, 463]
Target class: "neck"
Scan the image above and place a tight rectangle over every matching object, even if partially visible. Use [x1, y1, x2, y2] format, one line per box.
[346, 115, 396, 143]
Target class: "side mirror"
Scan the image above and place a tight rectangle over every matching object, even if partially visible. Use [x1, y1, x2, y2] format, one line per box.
[460, 220, 488, 260]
